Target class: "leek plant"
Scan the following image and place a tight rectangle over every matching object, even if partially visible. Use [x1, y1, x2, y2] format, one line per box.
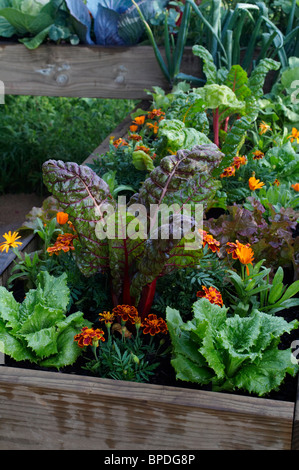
[134, 0, 299, 85]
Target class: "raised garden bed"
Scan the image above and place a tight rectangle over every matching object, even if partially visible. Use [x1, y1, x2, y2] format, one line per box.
[0, 125, 298, 450]
[0, 41, 299, 451]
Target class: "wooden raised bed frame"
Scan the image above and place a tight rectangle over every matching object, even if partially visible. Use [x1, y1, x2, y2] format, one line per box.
[0, 42, 298, 451]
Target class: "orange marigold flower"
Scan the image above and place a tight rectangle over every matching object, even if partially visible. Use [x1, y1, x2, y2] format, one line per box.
[113, 138, 128, 148]
[220, 165, 235, 178]
[233, 155, 247, 169]
[99, 311, 115, 324]
[252, 150, 264, 160]
[147, 109, 165, 120]
[135, 145, 150, 154]
[287, 127, 299, 144]
[56, 211, 69, 225]
[273, 179, 280, 186]
[199, 229, 220, 253]
[0, 231, 22, 253]
[291, 183, 299, 192]
[129, 125, 138, 133]
[74, 326, 105, 348]
[249, 175, 265, 190]
[146, 122, 159, 134]
[196, 286, 223, 307]
[47, 232, 78, 256]
[141, 314, 168, 336]
[259, 121, 271, 135]
[112, 304, 139, 322]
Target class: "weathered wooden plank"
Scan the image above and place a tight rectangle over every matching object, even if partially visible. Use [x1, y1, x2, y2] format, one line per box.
[0, 367, 294, 450]
[292, 375, 299, 449]
[0, 43, 200, 99]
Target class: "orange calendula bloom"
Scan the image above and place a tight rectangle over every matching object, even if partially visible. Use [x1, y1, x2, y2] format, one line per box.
[227, 240, 254, 275]
[249, 175, 265, 190]
[74, 326, 105, 348]
[112, 304, 139, 323]
[98, 311, 115, 325]
[220, 165, 235, 178]
[252, 150, 264, 160]
[259, 121, 271, 135]
[56, 211, 69, 225]
[199, 229, 220, 253]
[287, 127, 299, 144]
[235, 243, 254, 275]
[141, 314, 168, 336]
[196, 286, 223, 307]
[291, 183, 299, 192]
[226, 240, 251, 259]
[0, 231, 22, 253]
[133, 115, 146, 126]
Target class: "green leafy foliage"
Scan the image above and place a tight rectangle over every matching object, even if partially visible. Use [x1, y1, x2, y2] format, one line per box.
[0, 95, 137, 195]
[205, 203, 299, 275]
[0, 271, 89, 368]
[166, 298, 299, 396]
[42, 144, 223, 312]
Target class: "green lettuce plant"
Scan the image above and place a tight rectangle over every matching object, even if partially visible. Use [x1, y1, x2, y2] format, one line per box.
[0, 271, 89, 368]
[166, 297, 299, 396]
[42, 144, 223, 319]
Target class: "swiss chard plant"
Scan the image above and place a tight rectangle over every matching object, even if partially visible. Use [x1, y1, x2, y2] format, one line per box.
[162, 45, 280, 175]
[42, 144, 223, 319]
[166, 297, 299, 396]
[0, 271, 89, 368]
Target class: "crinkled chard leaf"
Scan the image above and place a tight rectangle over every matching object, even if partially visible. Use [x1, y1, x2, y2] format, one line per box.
[42, 159, 115, 276]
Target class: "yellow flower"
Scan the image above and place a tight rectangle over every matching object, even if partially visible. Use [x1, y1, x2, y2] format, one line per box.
[99, 311, 115, 325]
[259, 121, 271, 135]
[0, 231, 22, 253]
[287, 128, 299, 144]
[249, 174, 265, 190]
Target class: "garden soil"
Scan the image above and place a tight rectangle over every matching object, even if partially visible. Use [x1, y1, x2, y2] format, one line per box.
[0, 193, 44, 233]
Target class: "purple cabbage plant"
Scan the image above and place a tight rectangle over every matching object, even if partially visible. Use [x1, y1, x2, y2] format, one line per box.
[65, 0, 168, 46]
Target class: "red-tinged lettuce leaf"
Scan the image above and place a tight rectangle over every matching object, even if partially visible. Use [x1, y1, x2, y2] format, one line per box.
[42, 160, 114, 276]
